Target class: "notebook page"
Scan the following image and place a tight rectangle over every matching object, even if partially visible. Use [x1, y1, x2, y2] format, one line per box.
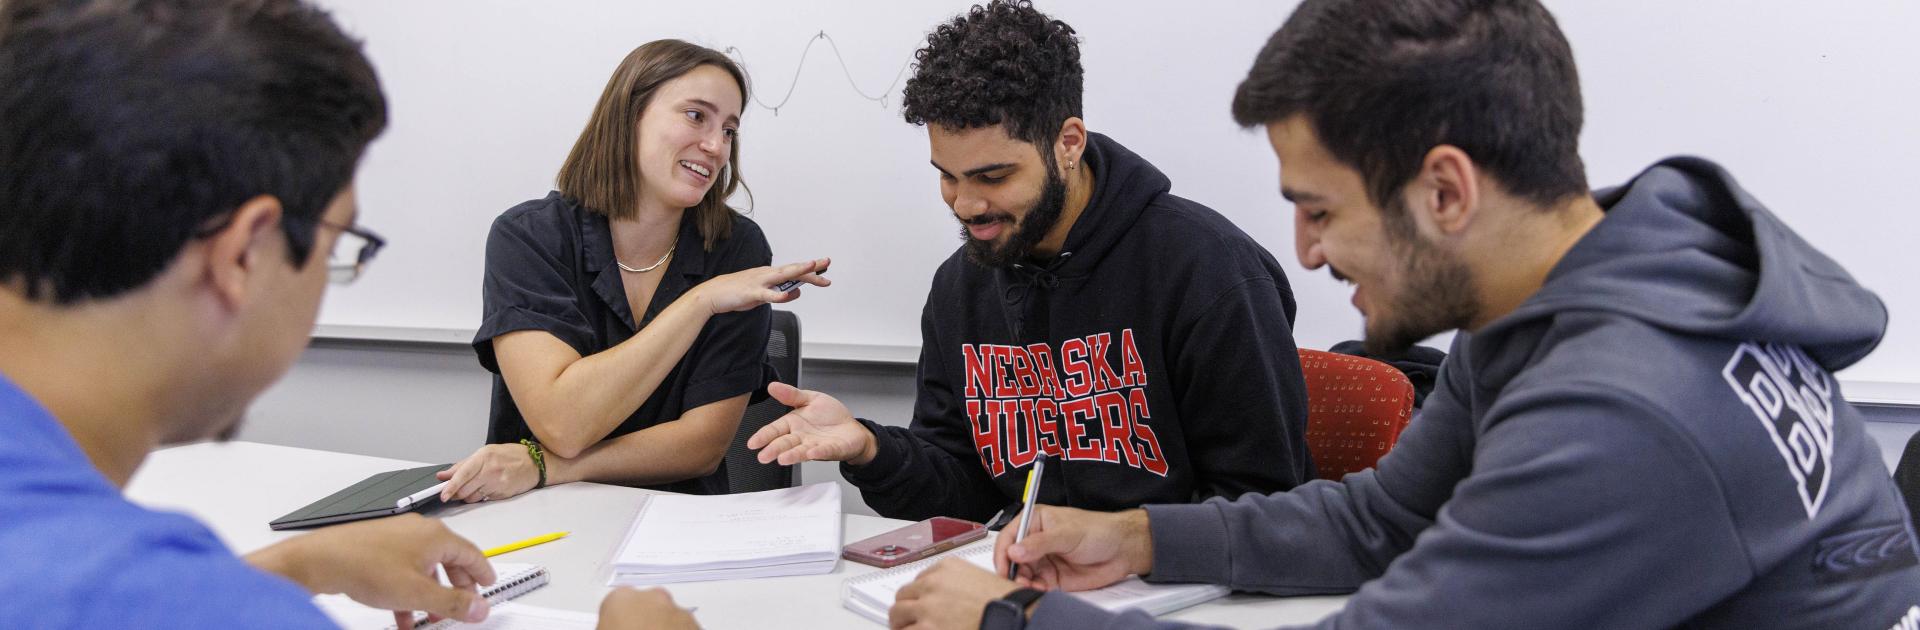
[613, 483, 841, 570]
[845, 545, 1226, 618]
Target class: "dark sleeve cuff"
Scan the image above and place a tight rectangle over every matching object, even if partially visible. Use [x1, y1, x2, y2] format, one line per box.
[1142, 503, 1234, 585]
[1028, 591, 1120, 627]
[839, 418, 913, 487]
[1028, 591, 1180, 630]
[471, 306, 594, 373]
[680, 363, 769, 414]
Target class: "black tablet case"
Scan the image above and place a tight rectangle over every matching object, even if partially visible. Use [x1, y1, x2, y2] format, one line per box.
[268, 463, 452, 530]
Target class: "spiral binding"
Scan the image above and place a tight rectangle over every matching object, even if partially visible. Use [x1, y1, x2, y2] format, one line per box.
[388, 564, 550, 630]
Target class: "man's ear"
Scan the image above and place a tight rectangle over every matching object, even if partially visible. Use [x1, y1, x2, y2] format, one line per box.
[202, 195, 284, 310]
[1054, 116, 1088, 172]
[1410, 145, 1481, 238]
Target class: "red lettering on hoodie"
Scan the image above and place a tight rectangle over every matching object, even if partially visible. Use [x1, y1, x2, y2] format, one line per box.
[1096, 391, 1139, 466]
[1128, 388, 1169, 476]
[962, 344, 992, 398]
[1060, 397, 1101, 461]
[1119, 329, 1148, 388]
[995, 346, 1018, 398]
[1007, 399, 1038, 469]
[1061, 338, 1093, 398]
[969, 399, 1004, 476]
[959, 331, 1164, 477]
[1027, 343, 1064, 399]
[1010, 346, 1043, 398]
[1088, 332, 1125, 394]
[1034, 398, 1064, 458]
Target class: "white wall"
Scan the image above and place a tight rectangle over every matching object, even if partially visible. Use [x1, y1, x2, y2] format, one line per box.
[230, 0, 1920, 511]
[305, 0, 1920, 389]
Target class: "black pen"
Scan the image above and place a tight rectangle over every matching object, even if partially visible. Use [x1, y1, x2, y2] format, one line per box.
[773, 269, 825, 293]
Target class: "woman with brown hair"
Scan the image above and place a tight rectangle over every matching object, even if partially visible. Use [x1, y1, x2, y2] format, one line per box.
[437, 39, 826, 502]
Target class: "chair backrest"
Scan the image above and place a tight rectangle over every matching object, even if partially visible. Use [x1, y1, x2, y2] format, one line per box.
[1298, 348, 1416, 481]
[1897, 430, 1920, 532]
[725, 310, 801, 493]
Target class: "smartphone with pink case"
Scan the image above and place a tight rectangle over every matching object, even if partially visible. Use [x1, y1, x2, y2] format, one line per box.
[842, 516, 988, 568]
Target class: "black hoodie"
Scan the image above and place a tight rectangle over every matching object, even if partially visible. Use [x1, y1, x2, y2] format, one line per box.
[842, 133, 1314, 522]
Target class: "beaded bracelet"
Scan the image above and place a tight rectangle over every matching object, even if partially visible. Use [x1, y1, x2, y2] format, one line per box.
[519, 438, 547, 489]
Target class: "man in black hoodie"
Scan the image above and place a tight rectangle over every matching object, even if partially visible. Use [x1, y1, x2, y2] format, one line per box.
[748, 0, 1314, 522]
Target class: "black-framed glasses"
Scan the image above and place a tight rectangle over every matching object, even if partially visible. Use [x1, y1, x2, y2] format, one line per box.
[192, 212, 386, 285]
[288, 217, 385, 285]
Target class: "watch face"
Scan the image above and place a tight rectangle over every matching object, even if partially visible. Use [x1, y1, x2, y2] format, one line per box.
[980, 600, 1023, 630]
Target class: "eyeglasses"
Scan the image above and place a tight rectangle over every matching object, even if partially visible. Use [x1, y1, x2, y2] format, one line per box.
[303, 218, 386, 285]
[193, 212, 386, 285]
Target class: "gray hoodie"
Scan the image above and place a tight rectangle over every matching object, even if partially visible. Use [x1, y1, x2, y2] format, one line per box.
[1027, 157, 1920, 629]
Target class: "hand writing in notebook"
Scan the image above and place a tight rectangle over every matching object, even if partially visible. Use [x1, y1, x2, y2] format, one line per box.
[996, 504, 1154, 593]
[891, 557, 1025, 630]
[244, 514, 496, 629]
[597, 588, 699, 630]
[892, 505, 1169, 630]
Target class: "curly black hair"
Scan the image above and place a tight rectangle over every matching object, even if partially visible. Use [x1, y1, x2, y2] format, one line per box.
[901, 0, 1082, 150]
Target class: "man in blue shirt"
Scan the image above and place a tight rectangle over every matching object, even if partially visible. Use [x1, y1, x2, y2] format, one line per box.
[0, 1, 698, 628]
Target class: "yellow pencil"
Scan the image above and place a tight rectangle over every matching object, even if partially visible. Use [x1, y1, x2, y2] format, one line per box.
[484, 531, 569, 558]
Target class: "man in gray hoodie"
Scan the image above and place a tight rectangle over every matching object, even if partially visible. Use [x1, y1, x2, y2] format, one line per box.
[885, 1, 1920, 628]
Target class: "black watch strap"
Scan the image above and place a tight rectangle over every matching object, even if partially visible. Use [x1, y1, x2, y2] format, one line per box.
[1003, 587, 1046, 609]
[980, 587, 1046, 630]
[1002, 587, 1045, 622]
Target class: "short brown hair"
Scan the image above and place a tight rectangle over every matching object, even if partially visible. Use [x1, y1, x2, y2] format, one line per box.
[556, 39, 748, 250]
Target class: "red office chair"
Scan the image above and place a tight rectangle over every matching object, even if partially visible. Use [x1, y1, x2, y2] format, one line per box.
[1298, 348, 1416, 481]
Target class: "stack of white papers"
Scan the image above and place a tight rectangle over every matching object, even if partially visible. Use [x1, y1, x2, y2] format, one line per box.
[842, 544, 1228, 625]
[608, 482, 843, 586]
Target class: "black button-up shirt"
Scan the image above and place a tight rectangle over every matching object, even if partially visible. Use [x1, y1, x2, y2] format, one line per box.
[472, 192, 772, 495]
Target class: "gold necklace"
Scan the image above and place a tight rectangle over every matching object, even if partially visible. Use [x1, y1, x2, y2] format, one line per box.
[617, 234, 677, 273]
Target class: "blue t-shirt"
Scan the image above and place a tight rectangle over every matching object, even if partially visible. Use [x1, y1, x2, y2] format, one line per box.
[0, 372, 335, 627]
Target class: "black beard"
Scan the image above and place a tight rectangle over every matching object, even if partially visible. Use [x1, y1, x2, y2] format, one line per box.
[1361, 198, 1479, 356]
[960, 170, 1068, 268]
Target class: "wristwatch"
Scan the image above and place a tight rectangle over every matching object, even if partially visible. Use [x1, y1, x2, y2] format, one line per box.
[980, 587, 1045, 630]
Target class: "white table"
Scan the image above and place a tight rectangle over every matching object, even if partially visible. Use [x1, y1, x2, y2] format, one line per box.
[125, 442, 1346, 629]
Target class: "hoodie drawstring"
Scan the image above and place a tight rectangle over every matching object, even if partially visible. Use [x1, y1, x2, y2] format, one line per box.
[1003, 251, 1072, 340]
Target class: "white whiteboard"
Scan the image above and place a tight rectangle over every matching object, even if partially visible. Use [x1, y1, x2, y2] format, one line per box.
[311, 0, 1920, 388]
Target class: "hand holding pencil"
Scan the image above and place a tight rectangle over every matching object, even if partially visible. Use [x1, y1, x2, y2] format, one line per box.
[993, 504, 1152, 593]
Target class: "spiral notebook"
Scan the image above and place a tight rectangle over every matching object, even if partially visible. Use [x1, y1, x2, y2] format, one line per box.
[395, 563, 550, 630]
[316, 562, 552, 629]
[841, 544, 1228, 625]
